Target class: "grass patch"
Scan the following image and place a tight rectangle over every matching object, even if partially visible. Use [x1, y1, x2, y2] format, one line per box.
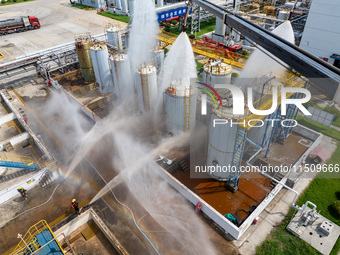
[296, 115, 340, 140]
[71, 3, 96, 10]
[256, 144, 340, 255]
[97, 12, 131, 23]
[164, 18, 216, 38]
[0, 0, 34, 5]
[324, 106, 340, 127]
[333, 118, 340, 127]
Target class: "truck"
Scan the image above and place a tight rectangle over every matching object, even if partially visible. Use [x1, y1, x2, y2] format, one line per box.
[0, 16, 41, 36]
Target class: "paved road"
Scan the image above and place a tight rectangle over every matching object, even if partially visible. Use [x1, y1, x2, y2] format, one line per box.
[0, 0, 125, 63]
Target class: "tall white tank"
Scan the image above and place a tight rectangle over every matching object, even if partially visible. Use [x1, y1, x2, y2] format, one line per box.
[110, 54, 133, 101]
[90, 44, 113, 94]
[165, 81, 197, 135]
[154, 48, 164, 73]
[247, 118, 273, 147]
[107, 27, 123, 50]
[278, 10, 289, 20]
[129, 0, 135, 16]
[115, 0, 122, 14]
[121, 0, 128, 14]
[206, 98, 246, 180]
[215, 17, 226, 37]
[202, 62, 232, 88]
[135, 65, 158, 113]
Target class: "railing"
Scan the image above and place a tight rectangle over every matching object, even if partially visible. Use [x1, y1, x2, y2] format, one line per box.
[0, 152, 37, 169]
[241, 73, 306, 130]
[158, 32, 246, 68]
[11, 220, 49, 255]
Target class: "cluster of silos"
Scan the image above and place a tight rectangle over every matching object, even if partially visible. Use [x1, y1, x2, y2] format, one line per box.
[164, 81, 197, 136]
[90, 43, 113, 94]
[202, 61, 232, 88]
[135, 64, 158, 113]
[206, 97, 244, 181]
[75, 37, 95, 82]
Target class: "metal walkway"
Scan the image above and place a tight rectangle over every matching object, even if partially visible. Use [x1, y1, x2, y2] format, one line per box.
[0, 153, 38, 170]
[157, 32, 244, 68]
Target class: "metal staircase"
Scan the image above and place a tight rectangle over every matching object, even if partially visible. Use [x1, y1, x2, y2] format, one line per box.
[228, 126, 247, 190]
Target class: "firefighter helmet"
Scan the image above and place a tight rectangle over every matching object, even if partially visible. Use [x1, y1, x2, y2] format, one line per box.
[18, 187, 23, 190]
[72, 199, 76, 203]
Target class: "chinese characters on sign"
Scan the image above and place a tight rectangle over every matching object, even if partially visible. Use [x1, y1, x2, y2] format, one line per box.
[157, 7, 191, 21]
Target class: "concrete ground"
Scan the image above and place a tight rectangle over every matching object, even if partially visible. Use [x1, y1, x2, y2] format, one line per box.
[0, 0, 126, 63]
[234, 135, 338, 255]
[0, 71, 238, 254]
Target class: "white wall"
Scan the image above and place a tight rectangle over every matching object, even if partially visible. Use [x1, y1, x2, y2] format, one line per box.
[300, 0, 340, 65]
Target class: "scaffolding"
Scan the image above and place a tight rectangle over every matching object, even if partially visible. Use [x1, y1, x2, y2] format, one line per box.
[190, 4, 201, 34]
[228, 126, 247, 189]
[140, 66, 151, 111]
[184, 87, 191, 132]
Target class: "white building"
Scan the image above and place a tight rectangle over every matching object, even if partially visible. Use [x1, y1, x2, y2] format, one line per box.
[300, 0, 340, 69]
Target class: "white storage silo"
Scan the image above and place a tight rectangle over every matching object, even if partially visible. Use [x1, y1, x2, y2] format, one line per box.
[278, 10, 290, 20]
[164, 81, 197, 135]
[206, 98, 246, 181]
[135, 65, 158, 113]
[121, 0, 128, 14]
[110, 54, 133, 101]
[202, 62, 232, 88]
[107, 26, 123, 50]
[215, 17, 226, 37]
[90, 44, 113, 94]
[115, 0, 122, 14]
[154, 48, 164, 73]
[247, 117, 273, 147]
[129, 0, 135, 16]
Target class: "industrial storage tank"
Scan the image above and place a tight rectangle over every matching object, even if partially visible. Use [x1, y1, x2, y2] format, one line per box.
[121, 0, 128, 14]
[90, 43, 113, 94]
[110, 54, 133, 100]
[107, 26, 123, 50]
[154, 48, 164, 73]
[129, 0, 135, 16]
[246, 117, 274, 148]
[202, 61, 232, 87]
[75, 38, 95, 82]
[165, 81, 197, 135]
[135, 65, 158, 113]
[278, 10, 289, 20]
[214, 17, 226, 37]
[115, 0, 122, 14]
[206, 97, 246, 181]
